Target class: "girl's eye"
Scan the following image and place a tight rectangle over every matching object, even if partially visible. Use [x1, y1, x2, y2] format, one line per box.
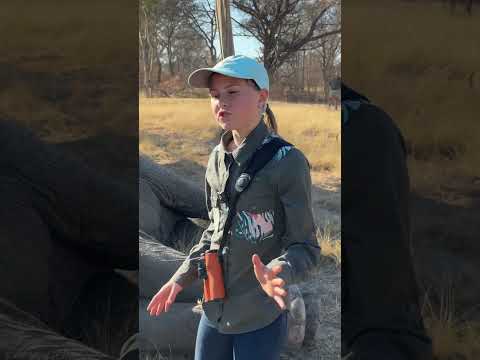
[228, 91, 238, 94]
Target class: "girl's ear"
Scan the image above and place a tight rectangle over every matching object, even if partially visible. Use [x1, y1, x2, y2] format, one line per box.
[257, 89, 269, 110]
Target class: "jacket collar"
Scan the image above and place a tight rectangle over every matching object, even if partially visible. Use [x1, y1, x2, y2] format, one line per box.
[219, 119, 270, 166]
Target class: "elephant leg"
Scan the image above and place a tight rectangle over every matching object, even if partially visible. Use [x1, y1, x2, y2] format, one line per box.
[139, 154, 208, 220]
[62, 270, 138, 358]
[0, 178, 51, 325]
[139, 298, 201, 357]
[139, 236, 202, 302]
[140, 178, 178, 245]
[170, 217, 205, 253]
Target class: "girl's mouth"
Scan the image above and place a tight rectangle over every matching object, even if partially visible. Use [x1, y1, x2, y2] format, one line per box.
[219, 110, 231, 117]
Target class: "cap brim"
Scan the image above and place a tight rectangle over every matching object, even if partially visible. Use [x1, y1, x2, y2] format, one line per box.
[187, 68, 215, 88]
[187, 67, 253, 88]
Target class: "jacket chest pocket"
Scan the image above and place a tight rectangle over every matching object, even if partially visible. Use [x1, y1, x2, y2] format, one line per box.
[232, 174, 277, 246]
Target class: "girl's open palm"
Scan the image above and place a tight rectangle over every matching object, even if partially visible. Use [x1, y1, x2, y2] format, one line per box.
[147, 280, 183, 316]
[252, 254, 288, 310]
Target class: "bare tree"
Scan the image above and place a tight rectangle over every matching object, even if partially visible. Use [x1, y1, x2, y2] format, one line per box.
[155, 0, 194, 76]
[315, 33, 341, 100]
[231, 0, 341, 78]
[183, 0, 219, 65]
[140, 0, 210, 96]
[139, 0, 162, 97]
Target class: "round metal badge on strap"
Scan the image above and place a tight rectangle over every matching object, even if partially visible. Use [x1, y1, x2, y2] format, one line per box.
[235, 173, 251, 193]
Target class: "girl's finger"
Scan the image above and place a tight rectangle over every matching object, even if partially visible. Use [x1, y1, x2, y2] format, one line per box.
[155, 302, 164, 316]
[252, 253, 264, 267]
[253, 261, 266, 284]
[273, 286, 287, 297]
[147, 296, 156, 309]
[147, 299, 156, 313]
[274, 295, 286, 310]
[148, 291, 163, 309]
[147, 297, 158, 312]
[270, 265, 283, 276]
[271, 277, 285, 287]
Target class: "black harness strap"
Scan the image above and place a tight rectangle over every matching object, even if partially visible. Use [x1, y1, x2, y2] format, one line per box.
[219, 137, 293, 252]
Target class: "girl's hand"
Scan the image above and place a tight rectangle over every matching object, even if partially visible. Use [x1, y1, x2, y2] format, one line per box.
[147, 280, 183, 316]
[252, 254, 288, 310]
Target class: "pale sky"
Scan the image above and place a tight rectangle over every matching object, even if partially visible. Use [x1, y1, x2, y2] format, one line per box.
[212, 35, 262, 60]
[210, 3, 263, 60]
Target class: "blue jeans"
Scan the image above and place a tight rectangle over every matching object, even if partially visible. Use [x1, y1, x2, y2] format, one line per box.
[194, 311, 288, 360]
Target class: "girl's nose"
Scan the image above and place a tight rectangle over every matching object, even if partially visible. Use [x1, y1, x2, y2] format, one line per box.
[220, 99, 229, 109]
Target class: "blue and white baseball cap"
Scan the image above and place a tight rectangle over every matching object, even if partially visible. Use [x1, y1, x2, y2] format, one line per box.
[188, 55, 269, 91]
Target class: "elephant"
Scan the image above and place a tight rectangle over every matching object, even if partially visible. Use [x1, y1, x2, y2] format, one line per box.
[0, 119, 308, 360]
[0, 118, 139, 358]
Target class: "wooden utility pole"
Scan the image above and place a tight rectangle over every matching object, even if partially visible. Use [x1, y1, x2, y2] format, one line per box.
[216, 0, 235, 59]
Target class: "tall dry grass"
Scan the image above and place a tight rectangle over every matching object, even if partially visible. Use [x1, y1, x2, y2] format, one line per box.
[343, 0, 480, 192]
[139, 97, 341, 176]
[422, 284, 480, 359]
[344, 1, 480, 357]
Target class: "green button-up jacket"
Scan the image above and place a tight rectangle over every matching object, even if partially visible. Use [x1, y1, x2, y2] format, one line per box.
[171, 120, 320, 334]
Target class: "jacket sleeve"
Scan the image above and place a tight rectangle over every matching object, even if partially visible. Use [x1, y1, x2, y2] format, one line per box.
[170, 175, 214, 289]
[266, 148, 320, 286]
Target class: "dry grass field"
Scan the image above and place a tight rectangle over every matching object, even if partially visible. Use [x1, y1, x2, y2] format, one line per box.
[343, 1, 480, 359]
[140, 97, 341, 359]
[140, 98, 340, 176]
[0, 0, 137, 142]
[343, 0, 480, 194]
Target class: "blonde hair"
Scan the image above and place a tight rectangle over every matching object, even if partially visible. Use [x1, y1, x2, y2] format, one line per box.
[247, 80, 278, 134]
[263, 103, 278, 134]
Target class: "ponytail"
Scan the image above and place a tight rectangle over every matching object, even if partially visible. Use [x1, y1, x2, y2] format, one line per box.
[243, 79, 278, 133]
[263, 103, 278, 134]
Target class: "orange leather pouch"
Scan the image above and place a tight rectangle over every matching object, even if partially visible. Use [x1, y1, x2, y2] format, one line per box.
[203, 250, 226, 301]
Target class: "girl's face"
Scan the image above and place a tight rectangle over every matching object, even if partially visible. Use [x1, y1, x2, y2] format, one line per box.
[208, 73, 268, 133]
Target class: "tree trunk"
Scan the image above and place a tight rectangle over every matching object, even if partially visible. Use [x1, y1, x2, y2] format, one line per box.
[168, 44, 175, 76]
[156, 55, 162, 83]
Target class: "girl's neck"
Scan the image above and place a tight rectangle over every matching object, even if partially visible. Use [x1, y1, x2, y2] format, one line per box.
[230, 119, 261, 150]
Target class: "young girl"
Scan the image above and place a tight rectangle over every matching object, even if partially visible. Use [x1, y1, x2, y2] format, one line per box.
[147, 55, 320, 360]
